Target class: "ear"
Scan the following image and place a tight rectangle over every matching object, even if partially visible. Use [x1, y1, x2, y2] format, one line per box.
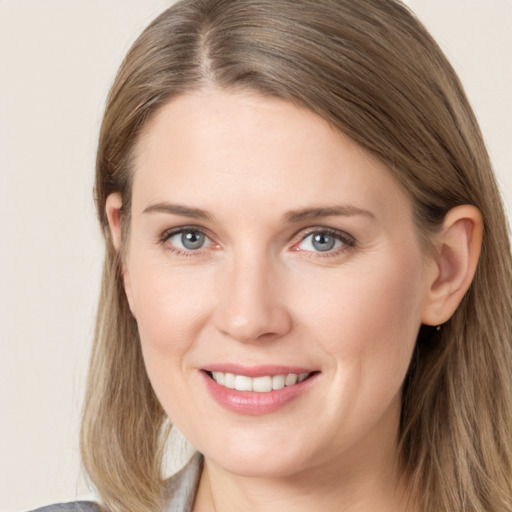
[105, 193, 135, 314]
[421, 205, 483, 326]
[105, 192, 123, 250]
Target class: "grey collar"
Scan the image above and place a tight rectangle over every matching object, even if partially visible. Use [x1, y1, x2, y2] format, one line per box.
[164, 452, 203, 512]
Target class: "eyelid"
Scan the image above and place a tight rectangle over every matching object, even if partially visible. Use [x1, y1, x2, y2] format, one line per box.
[158, 224, 356, 256]
[159, 225, 217, 254]
[291, 226, 356, 254]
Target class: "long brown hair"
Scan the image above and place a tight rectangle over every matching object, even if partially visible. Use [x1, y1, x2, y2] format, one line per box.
[82, 1, 512, 510]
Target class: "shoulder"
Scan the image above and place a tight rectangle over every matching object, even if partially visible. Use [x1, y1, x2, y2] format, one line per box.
[27, 455, 203, 512]
[28, 502, 100, 512]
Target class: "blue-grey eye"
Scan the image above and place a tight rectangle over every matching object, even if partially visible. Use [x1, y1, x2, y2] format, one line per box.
[168, 230, 208, 250]
[298, 232, 343, 252]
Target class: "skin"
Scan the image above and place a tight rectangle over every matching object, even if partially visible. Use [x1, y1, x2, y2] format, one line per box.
[106, 90, 482, 512]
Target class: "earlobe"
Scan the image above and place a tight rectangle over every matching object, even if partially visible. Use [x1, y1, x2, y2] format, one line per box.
[422, 205, 483, 326]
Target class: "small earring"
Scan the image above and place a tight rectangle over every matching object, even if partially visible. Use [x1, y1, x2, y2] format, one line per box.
[436, 325, 442, 332]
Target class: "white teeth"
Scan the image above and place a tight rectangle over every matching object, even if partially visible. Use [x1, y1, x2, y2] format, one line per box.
[224, 373, 236, 389]
[212, 371, 225, 386]
[272, 375, 285, 390]
[285, 373, 298, 386]
[210, 371, 312, 392]
[235, 375, 253, 391]
[253, 376, 272, 392]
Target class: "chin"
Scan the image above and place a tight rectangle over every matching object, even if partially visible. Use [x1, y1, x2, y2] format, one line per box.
[201, 434, 318, 478]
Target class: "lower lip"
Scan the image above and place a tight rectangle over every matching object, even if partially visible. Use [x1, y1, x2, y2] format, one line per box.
[201, 371, 317, 416]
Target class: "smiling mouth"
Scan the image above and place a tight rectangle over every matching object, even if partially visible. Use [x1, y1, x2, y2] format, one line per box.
[206, 371, 315, 393]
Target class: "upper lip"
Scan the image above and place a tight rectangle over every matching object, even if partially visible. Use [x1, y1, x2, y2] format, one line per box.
[201, 364, 317, 378]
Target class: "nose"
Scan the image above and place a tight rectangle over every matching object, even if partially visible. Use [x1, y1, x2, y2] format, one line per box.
[213, 252, 293, 343]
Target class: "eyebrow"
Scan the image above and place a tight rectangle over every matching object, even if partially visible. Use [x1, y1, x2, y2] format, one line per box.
[142, 202, 213, 221]
[283, 205, 375, 223]
[142, 202, 374, 223]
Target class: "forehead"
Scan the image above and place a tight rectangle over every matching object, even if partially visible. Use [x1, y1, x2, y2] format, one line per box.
[131, 90, 412, 224]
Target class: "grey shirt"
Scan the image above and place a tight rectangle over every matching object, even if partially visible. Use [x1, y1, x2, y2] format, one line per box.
[29, 453, 203, 512]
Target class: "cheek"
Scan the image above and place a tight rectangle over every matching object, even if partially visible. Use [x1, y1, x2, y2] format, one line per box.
[301, 250, 425, 381]
[126, 256, 215, 421]
[293, 251, 427, 444]
[126, 254, 213, 356]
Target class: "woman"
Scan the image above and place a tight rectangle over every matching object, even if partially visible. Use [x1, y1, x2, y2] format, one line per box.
[32, 0, 512, 510]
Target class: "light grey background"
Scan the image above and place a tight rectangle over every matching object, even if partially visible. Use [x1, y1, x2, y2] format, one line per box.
[0, 1, 511, 510]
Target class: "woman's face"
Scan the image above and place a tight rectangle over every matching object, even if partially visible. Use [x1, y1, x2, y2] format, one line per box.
[113, 90, 438, 479]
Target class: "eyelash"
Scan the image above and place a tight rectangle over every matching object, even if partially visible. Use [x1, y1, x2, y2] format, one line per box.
[158, 226, 356, 257]
[293, 227, 356, 257]
[158, 225, 216, 257]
